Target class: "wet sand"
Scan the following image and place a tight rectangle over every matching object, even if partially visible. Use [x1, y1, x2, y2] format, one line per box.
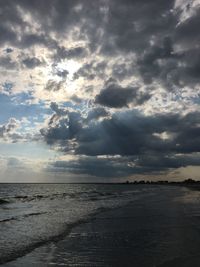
[3, 186, 200, 267]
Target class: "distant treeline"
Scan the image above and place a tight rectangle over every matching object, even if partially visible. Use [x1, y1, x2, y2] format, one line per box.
[125, 178, 200, 185]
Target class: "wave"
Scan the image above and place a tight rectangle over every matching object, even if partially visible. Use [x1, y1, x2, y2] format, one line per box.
[0, 213, 97, 265]
[0, 199, 133, 265]
[14, 195, 46, 201]
[0, 212, 47, 224]
[0, 217, 16, 223]
[2, 191, 121, 206]
[11, 191, 120, 203]
[0, 198, 9, 205]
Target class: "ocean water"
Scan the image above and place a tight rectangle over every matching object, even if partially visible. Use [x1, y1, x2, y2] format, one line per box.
[1, 184, 200, 267]
[0, 183, 156, 265]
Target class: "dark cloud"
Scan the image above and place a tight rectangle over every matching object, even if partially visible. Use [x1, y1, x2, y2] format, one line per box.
[136, 36, 200, 88]
[95, 82, 151, 108]
[41, 101, 200, 176]
[175, 7, 200, 50]
[111, 62, 135, 81]
[0, 0, 80, 49]
[95, 85, 135, 108]
[94, 0, 200, 90]
[47, 153, 200, 178]
[4, 48, 13, 53]
[40, 103, 82, 145]
[47, 156, 138, 178]
[100, 0, 176, 54]
[86, 107, 109, 121]
[1, 0, 200, 90]
[21, 57, 43, 69]
[50, 102, 67, 116]
[54, 46, 87, 61]
[137, 37, 177, 84]
[76, 111, 200, 157]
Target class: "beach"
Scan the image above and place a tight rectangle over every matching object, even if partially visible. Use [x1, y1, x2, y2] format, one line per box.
[1, 184, 200, 266]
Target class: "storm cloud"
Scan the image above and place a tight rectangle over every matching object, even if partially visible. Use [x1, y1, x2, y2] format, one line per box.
[40, 101, 200, 177]
[95, 82, 151, 108]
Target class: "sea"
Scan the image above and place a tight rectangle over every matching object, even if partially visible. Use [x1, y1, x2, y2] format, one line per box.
[1, 183, 200, 266]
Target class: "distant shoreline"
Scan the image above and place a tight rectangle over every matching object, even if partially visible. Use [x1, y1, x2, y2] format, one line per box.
[0, 179, 199, 186]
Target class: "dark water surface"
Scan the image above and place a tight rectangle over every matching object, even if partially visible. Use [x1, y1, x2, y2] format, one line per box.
[1, 184, 200, 266]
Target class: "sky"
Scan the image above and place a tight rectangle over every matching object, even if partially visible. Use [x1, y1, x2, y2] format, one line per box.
[0, 0, 200, 182]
